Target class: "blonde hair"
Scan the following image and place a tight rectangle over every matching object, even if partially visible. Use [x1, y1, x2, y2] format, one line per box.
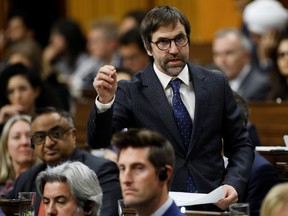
[0, 115, 36, 183]
[89, 17, 119, 40]
[260, 183, 288, 216]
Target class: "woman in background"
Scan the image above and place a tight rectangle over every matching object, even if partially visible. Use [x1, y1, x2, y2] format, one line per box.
[269, 33, 288, 101]
[0, 63, 64, 132]
[0, 115, 40, 194]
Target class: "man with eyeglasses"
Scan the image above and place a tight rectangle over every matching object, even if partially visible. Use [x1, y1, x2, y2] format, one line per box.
[87, 5, 254, 212]
[4, 107, 122, 216]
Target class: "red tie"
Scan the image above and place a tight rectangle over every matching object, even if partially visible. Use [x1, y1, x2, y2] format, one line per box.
[38, 199, 45, 216]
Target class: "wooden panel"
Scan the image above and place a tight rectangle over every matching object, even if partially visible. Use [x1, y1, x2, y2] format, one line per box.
[65, 0, 241, 42]
[248, 102, 288, 147]
[153, 0, 241, 42]
[189, 42, 212, 65]
[192, 0, 241, 42]
[73, 98, 95, 151]
[0, 0, 10, 60]
[65, 0, 151, 33]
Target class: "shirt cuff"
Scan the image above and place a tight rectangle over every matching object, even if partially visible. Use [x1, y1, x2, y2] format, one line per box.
[95, 95, 115, 113]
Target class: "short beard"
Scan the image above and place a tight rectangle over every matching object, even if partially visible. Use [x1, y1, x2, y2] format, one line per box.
[165, 64, 186, 76]
[157, 54, 188, 77]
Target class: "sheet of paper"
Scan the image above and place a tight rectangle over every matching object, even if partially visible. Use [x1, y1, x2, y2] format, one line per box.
[284, 135, 288, 146]
[255, 146, 288, 152]
[169, 186, 225, 206]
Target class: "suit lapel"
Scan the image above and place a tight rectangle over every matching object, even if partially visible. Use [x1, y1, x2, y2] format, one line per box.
[141, 65, 186, 152]
[187, 64, 209, 155]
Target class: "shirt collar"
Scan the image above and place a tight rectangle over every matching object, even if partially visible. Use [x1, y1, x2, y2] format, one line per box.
[229, 64, 251, 91]
[153, 63, 190, 90]
[151, 197, 173, 216]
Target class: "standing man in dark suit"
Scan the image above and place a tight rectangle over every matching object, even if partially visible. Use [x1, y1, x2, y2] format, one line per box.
[113, 128, 185, 216]
[6, 107, 122, 216]
[87, 5, 254, 211]
[212, 28, 272, 101]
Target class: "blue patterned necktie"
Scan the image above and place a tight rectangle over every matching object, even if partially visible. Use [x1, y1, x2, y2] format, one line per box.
[170, 78, 197, 193]
[170, 79, 192, 146]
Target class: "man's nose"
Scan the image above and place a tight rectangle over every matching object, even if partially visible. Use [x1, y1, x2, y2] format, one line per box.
[121, 170, 133, 184]
[46, 203, 57, 216]
[44, 135, 56, 146]
[169, 40, 179, 54]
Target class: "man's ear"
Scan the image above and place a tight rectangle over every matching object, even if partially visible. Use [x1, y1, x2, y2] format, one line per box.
[144, 42, 153, 56]
[83, 201, 94, 215]
[70, 128, 77, 143]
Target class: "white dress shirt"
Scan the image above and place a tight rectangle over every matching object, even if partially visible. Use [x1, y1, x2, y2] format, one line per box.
[96, 63, 195, 121]
[229, 64, 251, 92]
[153, 64, 195, 121]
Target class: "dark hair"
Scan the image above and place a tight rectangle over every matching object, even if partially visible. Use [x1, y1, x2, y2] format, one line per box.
[140, 5, 191, 52]
[123, 10, 147, 26]
[269, 33, 288, 100]
[31, 106, 74, 128]
[8, 9, 35, 31]
[51, 18, 87, 68]
[0, 63, 42, 107]
[119, 27, 146, 53]
[233, 91, 249, 126]
[112, 128, 175, 172]
[0, 63, 65, 110]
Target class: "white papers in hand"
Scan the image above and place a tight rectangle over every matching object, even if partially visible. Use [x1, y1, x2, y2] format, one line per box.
[169, 186, 225, 206]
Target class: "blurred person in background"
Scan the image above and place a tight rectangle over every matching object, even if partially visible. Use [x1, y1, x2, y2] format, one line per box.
[0, 63, 64, 133]
[213, 28, 271, 101]
[71, 17, 121, 96]
[269, 33, 288, 101]
[119, 27, 150, 74]
[2, 39, 71, 111]
[43, 18, 89, 97]
[0, 115, 40, 195]
[0, 10, 35, 60]
[243, 0, 288, 73]
[118, 9, 147, 36]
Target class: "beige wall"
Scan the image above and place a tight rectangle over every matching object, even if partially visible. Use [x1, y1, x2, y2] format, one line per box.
[65, 0, 241, 43]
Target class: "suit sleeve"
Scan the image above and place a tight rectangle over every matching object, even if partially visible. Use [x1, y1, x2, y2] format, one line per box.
[87, 103, 114, 149]
[221, 75, 255, 200]
[244, 153, 278, 216]
[96, 160, 122, 216]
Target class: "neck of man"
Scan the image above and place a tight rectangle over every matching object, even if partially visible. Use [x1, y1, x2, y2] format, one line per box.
[135, 190, 169, 216]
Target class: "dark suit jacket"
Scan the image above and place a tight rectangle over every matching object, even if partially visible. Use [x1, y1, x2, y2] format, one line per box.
[87, 63, 254, 209]
[6, 148, 122, 216]
[163, 201, 185, 216]
[241, 151, 278, 216]
[237, 67, 272, 101]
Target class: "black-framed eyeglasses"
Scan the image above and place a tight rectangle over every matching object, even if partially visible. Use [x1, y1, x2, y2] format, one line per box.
[150, 34, 190, 51]
[277, 51, 288, 59]
[31, 126, 72, 146]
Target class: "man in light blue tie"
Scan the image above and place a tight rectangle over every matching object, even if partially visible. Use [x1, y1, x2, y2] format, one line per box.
[87, 5, 254, 212]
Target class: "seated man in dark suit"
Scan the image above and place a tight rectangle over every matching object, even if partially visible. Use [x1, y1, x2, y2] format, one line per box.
[5, 107, 122, 216]
[213, 28, 272, 101]
[233, 92, 279, 216]
[112, 128, 185, 216]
